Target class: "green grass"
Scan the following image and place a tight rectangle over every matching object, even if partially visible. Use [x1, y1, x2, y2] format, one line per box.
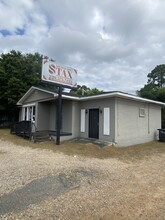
[0, 129, 165, 161]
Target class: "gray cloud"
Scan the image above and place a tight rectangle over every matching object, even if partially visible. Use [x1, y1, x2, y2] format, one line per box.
[0, 0, 165, 93]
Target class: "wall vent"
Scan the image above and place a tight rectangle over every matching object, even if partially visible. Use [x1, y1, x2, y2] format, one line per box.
[139, 108, 145, 117]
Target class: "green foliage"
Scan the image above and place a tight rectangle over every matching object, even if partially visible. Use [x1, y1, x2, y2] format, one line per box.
[157, 87, 165, 102]
[147, 64, 165, 88]
[70, 85, 103, 96]
[137, 83, 158, 100]
[0, 50, 53, 121]
[137, 64, 165, 128]
[157, 87, 165, 128]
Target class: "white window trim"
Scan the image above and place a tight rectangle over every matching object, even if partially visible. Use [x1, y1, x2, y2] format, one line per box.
[22, 104, 36, 121]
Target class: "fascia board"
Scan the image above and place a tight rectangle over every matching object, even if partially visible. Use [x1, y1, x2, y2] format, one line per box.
[61, 94, 80, 100]
[115, 92, 165, 106]
[33, 86, 56, 95]
[17, 86, 165, 107]
[17, 86, 57, 105]
[61, 92, 165, 106]
[17, 87, 35, 105]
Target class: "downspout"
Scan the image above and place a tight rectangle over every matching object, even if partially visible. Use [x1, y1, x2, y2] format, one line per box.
[148, 103, 150, 134]
[114, 98, 119, 145]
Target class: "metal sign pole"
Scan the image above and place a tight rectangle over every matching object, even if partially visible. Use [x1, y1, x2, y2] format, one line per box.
[56, 86, 62, 145]
[41, 58, 77, 145]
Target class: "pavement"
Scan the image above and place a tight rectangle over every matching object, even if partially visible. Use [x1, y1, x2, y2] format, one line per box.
[0, 168, 95, 216]
[69, 137, 111, 148]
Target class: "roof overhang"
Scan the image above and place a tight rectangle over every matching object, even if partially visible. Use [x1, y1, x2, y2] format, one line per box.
[63, 92, 165, 106]
[17, 86, 165, 107]
[17, 86, 57, 105]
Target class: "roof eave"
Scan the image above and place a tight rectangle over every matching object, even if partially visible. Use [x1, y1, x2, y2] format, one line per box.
[17, 86, 165, 107]
[17, 86, 57, 105]
[115, 92, 165, 106]
[17, 87, 35, 105]
[62, 92, 165, 106]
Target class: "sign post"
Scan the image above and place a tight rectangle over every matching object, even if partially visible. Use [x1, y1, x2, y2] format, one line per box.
[41, 58, 77, 145]
[56, 85, 62, 145]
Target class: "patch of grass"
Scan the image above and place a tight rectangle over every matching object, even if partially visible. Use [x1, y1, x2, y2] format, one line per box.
[0, 129, 165, 161]
[0, 151, 6, 155]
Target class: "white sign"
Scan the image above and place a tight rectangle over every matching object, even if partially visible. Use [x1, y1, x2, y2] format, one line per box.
[42, 59, 77, 88]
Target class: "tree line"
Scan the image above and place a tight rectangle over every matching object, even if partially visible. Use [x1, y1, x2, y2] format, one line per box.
[0, 51, 45, 123]
[137, 64, 165, 128]
[0, 50, 103, 125]
[0, 50, 165, 127]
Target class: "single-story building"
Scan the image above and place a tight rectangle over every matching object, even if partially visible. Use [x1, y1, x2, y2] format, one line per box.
[17, 86, 165, 147]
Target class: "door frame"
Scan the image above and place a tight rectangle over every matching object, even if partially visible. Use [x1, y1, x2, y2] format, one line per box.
[88, 108, 99, 139]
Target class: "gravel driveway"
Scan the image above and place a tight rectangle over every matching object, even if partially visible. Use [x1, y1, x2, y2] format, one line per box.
[0, 139, 165, 220]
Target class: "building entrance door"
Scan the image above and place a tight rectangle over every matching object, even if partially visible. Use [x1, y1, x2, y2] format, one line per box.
[89, 109, 99, 139]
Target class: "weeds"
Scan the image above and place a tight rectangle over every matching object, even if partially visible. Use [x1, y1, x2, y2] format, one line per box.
[0, 129, 164, 161]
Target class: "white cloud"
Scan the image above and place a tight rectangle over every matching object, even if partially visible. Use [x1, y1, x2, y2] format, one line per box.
[0, 0, 33, 31]
[0, 0, 165, 93]
[90, 8, 104, 28]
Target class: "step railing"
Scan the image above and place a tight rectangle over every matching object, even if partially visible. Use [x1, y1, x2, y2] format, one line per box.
[10, 121, 32, 139]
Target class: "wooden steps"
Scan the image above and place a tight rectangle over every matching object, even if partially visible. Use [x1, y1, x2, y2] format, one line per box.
[32, 130, 50, 142]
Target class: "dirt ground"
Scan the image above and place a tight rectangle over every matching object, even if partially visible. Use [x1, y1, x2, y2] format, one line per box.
[0, 130, 165, 219]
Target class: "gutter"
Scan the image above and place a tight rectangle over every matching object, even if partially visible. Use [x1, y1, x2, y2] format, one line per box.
[17, 86, 165, 107]
[61, 92, 165, 106]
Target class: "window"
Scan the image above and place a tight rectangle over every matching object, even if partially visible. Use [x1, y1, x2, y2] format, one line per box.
[23, 105, 36, 122]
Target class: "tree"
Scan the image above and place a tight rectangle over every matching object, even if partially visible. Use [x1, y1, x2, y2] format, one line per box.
[147, 64, 165, 88]
[156, 87, 165, 128]
[0, 50, 53, 123]
[137, 83, 158, 100]
[70, 85, 103, 96]
[157, 87, 165, 102]
[138, 64, 165, 128]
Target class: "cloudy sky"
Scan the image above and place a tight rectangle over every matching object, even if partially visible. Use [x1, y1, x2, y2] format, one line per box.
[0, 0, 165, 93]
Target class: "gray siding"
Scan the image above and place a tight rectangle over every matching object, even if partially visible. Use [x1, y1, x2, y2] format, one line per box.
[37, 102, 50, 130]
[56, 101, 80, 141]
[49, 101, 56, 130]
[36, 100, 73, 133]
[72, 101, 80, 137]
[61, 100, 72, 133]
[115, 98, 161, 146]
[24, 90, 54, 104]
[79, 98, 115, 142]
[18, 87, 163, 146]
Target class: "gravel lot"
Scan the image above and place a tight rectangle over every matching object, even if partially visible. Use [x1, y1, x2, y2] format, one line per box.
[0, 139, 165, 220]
